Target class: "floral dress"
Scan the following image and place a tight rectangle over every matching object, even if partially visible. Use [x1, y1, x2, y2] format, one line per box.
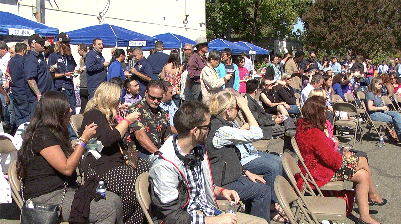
[164, 71, 181, 95]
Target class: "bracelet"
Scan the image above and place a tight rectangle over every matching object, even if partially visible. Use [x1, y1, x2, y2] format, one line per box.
[79, 141, 86, 148]
[123, 118, 131, 125]
[79, 137, 87, 144]
[219, 188, 225, 196]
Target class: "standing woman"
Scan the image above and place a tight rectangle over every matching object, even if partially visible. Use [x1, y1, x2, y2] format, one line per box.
[322, 74, 334, 111]
[17, 91, 123, 223]
[159, 50, 183, 106]
[237, 56, 250, 94]
[107, 49, 126, 81]
[81, 82, 149, 224]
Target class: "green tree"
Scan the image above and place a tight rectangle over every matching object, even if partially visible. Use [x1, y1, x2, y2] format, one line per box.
[302, 0, 401, 61]
[206, 0, 312, 42]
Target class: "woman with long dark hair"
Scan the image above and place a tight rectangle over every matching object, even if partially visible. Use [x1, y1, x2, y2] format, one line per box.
[296, 96, 385, 224]
[17, 91, 123, 223]
[159, 50, 183, 106]
[108, 48, 126, 81]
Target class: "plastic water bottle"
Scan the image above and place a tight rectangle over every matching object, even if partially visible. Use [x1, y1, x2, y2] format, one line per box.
[96, 181, 106, 198]
[226, 201, 236, 214]
[378, 136, 384, 147]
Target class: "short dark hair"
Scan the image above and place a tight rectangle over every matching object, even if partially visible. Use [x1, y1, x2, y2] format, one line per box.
[109, 77, 124, 89]
[0, 41, 8, 50]
[174, 101, 209, 136]
[222, 48, 232, 57]
[163, 80, 172, 89]
[310, 74, 323, 85]
[146, 80, 165, 92]
[92, 38, 102, 45]
[78, 43, 88, 52]
[207, 50, 221, 62]
[124, 76, 137, 89]
[15, 43, 27, 53]
[246, 79, 259, 94]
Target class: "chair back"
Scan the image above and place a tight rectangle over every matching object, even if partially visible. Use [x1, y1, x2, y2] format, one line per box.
[344, 93, 355, 102]
[393, 94, 401, 104]
[8, 161, 23, 209]
[332, 94, 343, 102]
[381, 95, 393, 105]
[135, 172, 153, 224]
[356, 91, 366, 100]
[0, 136, 17, 153]
[332, 102, 358, 116]
[274, 176, 319, 224]
[70, 114, 83, 137]
[294, 92, 301, 99]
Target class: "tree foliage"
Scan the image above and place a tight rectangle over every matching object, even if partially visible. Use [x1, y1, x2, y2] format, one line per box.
[206, 0, 312, 42]
[302, 0, 401, 61]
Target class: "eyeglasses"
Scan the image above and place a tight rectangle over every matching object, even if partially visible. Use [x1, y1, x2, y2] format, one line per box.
[197, 123, 211, 130]
[183, 48, 192, 51]
[148, 93, 163, 101]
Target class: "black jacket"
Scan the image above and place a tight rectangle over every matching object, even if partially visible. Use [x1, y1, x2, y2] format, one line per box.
[277, 85, 297, 105]
[245, 94, 277, 139]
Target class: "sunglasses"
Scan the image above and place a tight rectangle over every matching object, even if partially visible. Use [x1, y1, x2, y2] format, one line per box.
[148, 93, 163, 101]
[184, 48, 192, 51]
[197, 123, 211, 130]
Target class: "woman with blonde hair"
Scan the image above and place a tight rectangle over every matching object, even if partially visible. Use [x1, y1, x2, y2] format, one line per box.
[206, 88, 288, 223]
[81, 82, 149, 224]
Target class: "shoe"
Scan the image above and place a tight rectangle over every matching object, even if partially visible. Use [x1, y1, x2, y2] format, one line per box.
[284, 129, 296, 137]
[356, 218, 382, 224]
[368, 198, 387, 206]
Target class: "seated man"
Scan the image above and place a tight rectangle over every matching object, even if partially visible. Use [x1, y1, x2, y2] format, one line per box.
[276, 73, 300, 115]
[127, 80, 172, 160]
[159, 81, 178, 134]
[123, 76, 142, 105]
[149, 101, 267, 224]
[300, 74, 323, 107]
[245, 79, 296, 140]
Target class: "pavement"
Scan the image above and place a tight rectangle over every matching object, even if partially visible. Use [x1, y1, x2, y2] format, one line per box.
[1, 133, 400, 224]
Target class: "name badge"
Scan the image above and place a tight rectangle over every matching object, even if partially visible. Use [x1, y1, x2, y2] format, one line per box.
[96, 55, 101, 59]
[38, 59, 42, 63]
[57, 59, 63, 62]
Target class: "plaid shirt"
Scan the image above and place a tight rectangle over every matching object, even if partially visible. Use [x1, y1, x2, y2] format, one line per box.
[179, 149, 216, 224]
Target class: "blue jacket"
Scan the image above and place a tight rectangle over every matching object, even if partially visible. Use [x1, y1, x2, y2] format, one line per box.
[215, 63, 239, 91]
[107, 60, 125, 81]
[85, 50, 107, 91]
[332, 83, 345, 100]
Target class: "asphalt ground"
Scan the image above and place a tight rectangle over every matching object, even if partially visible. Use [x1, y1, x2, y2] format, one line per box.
[1, 133, 400, 224]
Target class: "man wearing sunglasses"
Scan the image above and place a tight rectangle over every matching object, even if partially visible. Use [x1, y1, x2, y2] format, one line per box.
[24, 34, 54, 109]
[127, 80, 172, 161]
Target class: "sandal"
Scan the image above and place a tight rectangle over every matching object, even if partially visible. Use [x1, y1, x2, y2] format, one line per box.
[368, 198, 387, 206]
[273, 203, 286, 217]
[271, 211, 289, 223]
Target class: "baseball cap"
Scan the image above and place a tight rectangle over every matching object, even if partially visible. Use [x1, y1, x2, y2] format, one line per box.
[28, 34, 45, 45]
[57, 32, 70, 43]
[195, 36, 208, 46]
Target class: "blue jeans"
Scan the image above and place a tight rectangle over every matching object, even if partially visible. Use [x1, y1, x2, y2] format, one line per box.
[10, 93, 37, 128]
[60, 88, 76, 115]
[243, 152, 282, 203]
[287, 105, 300, 114]
[370, 111, 401, 138]
[224, 175, 271, 221]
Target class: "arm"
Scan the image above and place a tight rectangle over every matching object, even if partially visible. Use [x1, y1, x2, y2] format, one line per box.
[85, 52, 105, 73]
[213, 125, 263, 148]
[0, 85, 9, 105]
[386, 83, 394, 97]
[27, 79, 41, 100]
[367, 100, 388, 111]
[134, 129, 159, 154]
[311, 130, 342, 170]
[260, 92, 282, 107]
[246, 96, 276, 126]
[201, 67, 226, 90]
[159, 64, 167, 80]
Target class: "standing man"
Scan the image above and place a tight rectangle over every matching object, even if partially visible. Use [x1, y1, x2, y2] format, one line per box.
[182, 43, 193, 69]
[77, 43, 88, 113]
[149, 100, 267, 224]
[48, 32, 77, 112]
[130, 47, 154, 97]
[216, 48, 239, 91]
[146, 41, 169, 78]
[0, 41, 11, 130]
[265, 55, 282, 81]
[24, 34, 54, 104]
[187, 36, 208, 101]
[9, 43, 32, 127]
[331, 56, 342, 75]
[127, 80, 172, 160]
[180, 43, 194, 102]
[85, 38, 109, 99]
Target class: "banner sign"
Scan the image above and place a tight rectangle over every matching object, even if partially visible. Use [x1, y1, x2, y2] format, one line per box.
[8, 28, 35, 36]
[129, 41, 146, 46]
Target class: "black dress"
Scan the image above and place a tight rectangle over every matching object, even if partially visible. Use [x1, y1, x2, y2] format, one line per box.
[79, 109, 150, 224]
[260, 89, 280, 114]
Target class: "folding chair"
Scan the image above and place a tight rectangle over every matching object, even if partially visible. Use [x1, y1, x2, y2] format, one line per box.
[332, 102, 360, 146]
[70, 114, 83, 137]
[344, 93, 366, 115]
[294, 92, 301, 99]
[393, 94, 401, 109]
[0, 136, 17, 153]
[381, 95, 400, 111]
[332, 94, 344, 103]
[135, 172, 154, 224]
[274, 175, 319, 224]
[280, 153, 347, 222]
[291, 137, 345, 191]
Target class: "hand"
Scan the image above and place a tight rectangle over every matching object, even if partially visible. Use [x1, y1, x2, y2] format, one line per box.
[119, 103, 129, 110]
[206, 213, 237, 224]
[103, 61, 110, 67]
[124, 71, 131, 77]
[125, 111, 141, 123]
[224, 73, 233, 82]
[240, 123, 250, 130]
[332, 137, 339, 146]
[221, 189, 240, 204]
[245, 171, 266, 184]
[4, 95, 10, 105]
[236, 96, 248, 110]
[81, 122, 98, 142]
[130, 67, 138, 75]
[283, 103, 290, 110]
[64, 72, 74, 77]
[342, 148, 353, 159]
[49, 64, 56, 72]
[384, 106, 390, 111]
[274, 115, 284, 124]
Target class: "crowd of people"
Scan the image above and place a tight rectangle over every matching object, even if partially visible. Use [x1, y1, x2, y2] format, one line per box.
[0, 33, 393, 224]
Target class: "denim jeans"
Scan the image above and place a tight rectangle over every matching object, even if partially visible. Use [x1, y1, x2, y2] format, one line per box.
[60, 88, 76, 115]
[370, 111, 401, 138]
[224, 175, 271, 221]
[10, 93, 36, 129]
[287, 105, 300, 114]
[243, 152, 282, 203]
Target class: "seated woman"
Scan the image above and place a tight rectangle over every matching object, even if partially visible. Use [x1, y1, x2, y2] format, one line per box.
[80, 82, 149, 224]
[207, 89, 287, 223]
[366, 77, 401, 142]
[17, 91, 123, 223]
[296, 96, 386, 224]
[259, 78, 290, 116]
[332, 73, 352, 100]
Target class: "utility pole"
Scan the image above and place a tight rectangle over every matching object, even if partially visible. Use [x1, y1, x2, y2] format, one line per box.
[35, 0, 45, 23]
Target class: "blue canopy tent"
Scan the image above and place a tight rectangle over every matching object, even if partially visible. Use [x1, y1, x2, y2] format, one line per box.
[66, 24, 156, 47]
[0, 11, 59, 41]
[150, 32, 195, 49]
[234, 41, 269, 55]
[208, 39, 249, 54]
